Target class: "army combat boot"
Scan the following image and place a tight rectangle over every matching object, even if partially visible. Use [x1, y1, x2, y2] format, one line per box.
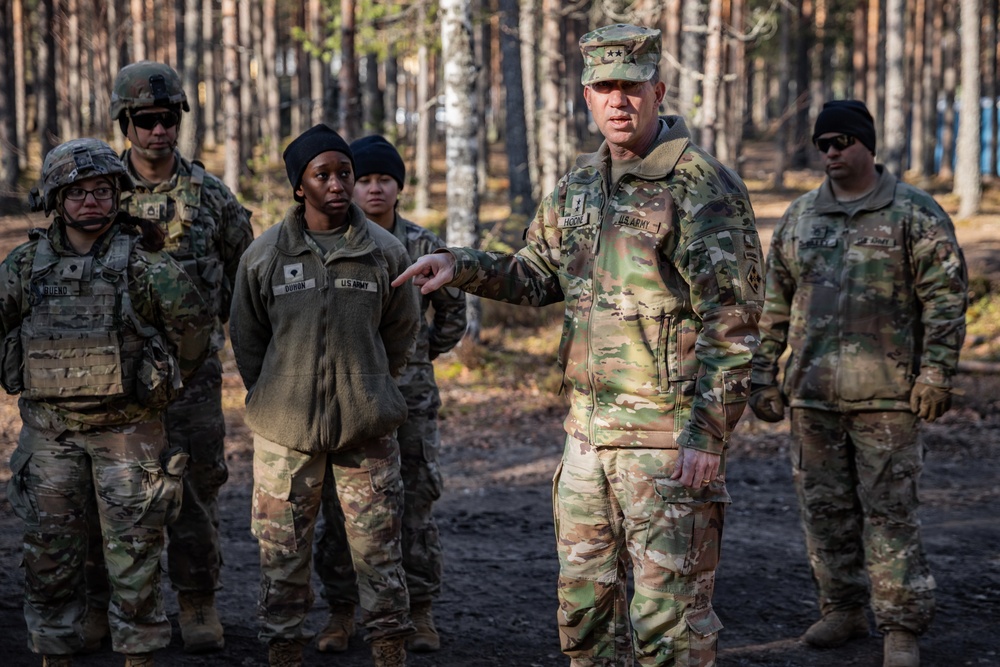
[123, 654, 154, 667]
[802, 608, 869, 647]
[316, 603, 355, 652]
[883, 630, 920, 667]
[177, 592, 225, 653]
[81, 605, 110, 653]
[41, 656, 72, 667]
[268, 638, 304, 667]
[408, 601, 440, 652]
[371, 637, 407, 667]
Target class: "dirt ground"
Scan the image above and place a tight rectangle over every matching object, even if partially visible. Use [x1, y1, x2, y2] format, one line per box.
[0, 170, 998, 666]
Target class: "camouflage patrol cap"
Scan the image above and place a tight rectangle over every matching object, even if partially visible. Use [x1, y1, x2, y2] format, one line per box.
[110, 61, 190, 120]
[30, 138, 134, 215]
[579, 24, 661, 86]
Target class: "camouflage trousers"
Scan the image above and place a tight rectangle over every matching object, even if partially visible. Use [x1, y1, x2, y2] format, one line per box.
[252, 433, 414, 643]
[86, 355, 227, 608]
[554, 435, 728, 667]
[7, 419, 180, 656]
[790, 408, 935, 634]
[315, 408, 445, 605]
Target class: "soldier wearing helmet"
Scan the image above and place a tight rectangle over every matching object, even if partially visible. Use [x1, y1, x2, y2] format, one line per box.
[85, 60, 253, 654]
[1, 138, 212, 667]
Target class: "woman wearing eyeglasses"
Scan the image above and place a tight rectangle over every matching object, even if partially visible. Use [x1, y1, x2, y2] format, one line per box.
[0, 138, 212, 667]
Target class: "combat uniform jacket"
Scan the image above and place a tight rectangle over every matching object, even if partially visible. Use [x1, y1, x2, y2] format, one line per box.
[389, 213, 467, 412]
[121, 149, 253, 354]
[751, 166, 967, 412]
[231, 203, 420, 453]
[0, 218, 212, 431]
[447, 116, 764, 455]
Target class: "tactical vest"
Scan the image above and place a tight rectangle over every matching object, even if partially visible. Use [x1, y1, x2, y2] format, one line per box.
[20, 233, 157, 407]
[120, 163, 224, 317]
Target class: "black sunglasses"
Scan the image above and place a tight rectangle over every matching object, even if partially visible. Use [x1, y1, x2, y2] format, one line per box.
[130, 110, 180, 131]
[815, 134, 856, 153]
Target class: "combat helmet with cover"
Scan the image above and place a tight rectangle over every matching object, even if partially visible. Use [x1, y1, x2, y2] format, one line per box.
[29, 138, 134, 216]
[110, 61, 190, 121]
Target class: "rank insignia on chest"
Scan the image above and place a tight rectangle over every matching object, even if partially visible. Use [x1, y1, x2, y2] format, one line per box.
[571, 194, 586, 215]
[283, 263, 304, 283]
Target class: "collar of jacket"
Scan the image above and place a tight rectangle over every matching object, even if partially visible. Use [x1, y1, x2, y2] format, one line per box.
[575, 115, 692, 181]
[48, 216, 126, 257]
[813, 164, 897, 214]
[274, 201, 376, 259]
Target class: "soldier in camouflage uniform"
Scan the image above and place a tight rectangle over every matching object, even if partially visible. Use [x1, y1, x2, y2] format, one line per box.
[748, 100, 968, 667]
[313, 135, 467, 654]
[394, 24, 764, 667]
[91, 60, 254, 654]
[0, 139, 212, 667]
[230, 124, 420, 667]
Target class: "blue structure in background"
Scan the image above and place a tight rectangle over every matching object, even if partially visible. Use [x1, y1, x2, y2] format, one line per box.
[934, 97, 1000, 174]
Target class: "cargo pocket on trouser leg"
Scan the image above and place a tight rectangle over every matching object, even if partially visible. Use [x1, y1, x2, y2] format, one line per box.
[7, 447, 39, 524]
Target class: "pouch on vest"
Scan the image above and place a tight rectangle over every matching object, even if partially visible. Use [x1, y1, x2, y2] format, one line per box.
[1, 326, 24, 394]
[135, 334, 182, 408]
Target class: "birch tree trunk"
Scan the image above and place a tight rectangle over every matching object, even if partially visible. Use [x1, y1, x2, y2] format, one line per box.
[222, 0, 240, 193]
[441, 0, 481, 341]
[954, 0, 981, 217]
[179, 0, 202, 159]
[882, 0, 906, 177]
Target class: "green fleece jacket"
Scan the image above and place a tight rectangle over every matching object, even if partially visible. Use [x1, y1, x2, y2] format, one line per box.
[230, 203, 420, 453]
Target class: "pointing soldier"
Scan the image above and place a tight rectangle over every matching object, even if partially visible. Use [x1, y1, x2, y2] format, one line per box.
[394, 23, 764, 666]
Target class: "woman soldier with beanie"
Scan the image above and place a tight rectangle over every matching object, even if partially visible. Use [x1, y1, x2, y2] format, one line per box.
[229, 124, 420, 667]
[1, 138, 212, 667]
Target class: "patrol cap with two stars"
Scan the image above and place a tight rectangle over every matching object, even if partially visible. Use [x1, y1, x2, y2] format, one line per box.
[579, 23, 661, 86]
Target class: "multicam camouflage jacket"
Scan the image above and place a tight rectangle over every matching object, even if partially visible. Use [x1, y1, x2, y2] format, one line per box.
[751, 166, 968, 411]
[447, 116, 764, 455]
[390, 214, 467, 411]
[0, 218, 212, 431]
[121, 149, 253, 354]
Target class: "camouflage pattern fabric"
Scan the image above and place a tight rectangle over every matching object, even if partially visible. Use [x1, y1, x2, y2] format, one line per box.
[7, 419, 179, 655]
[29, 138, 134, 215]
[110, 61, 189, 119]
[790, 408, 935, 634]
[315, 214, 465, 605]
[579, 24, 661, 85]
[118, 148, 251, 598]
[0, 219, 212, 432]
[555, 435, 728, 666]
[252, 433, 414, 644]
[447, 116, 763, 455]
[751, 166, 967, 406]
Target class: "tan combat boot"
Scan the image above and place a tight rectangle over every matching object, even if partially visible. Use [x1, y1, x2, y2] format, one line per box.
[41, 656, 72, 667]
[177, 591, 225, 653]
[883, 630, 920, 667]
[371, 637, 407, 667]
[123, 654, 154, 667]
[316, 603, 355, 653]
[268, 638, 303, 667]
[802, 608, 870, 647]
[81, 605, 110, 653]
[408, 601, 440, 652]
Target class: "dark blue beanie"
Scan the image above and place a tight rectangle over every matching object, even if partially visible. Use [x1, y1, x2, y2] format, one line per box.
[350, 135, 406, 190]
[812, 100, 877, 153]
[283, 124, 354, 201]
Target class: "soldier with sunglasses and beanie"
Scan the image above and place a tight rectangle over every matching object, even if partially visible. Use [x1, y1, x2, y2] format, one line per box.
[83, 60, 254, 654]
[749, 100, 968, 667]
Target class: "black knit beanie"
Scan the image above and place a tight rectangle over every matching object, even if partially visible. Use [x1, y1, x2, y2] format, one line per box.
[350, 134, 406, 190]
[812, 100, 877, 153]
[283, 124, 354, 202]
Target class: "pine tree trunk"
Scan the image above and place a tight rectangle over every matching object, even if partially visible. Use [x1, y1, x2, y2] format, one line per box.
[499, 0, 534, 219]
[679, 0, 703, 135]
[882, 0, 906, 177]
[413, 2, 431, 214]
[179, 0, 202, 160]
[910, 0, 928, 178]
[702, 0, 722, 155]
[518, 0, 539, 199]
[538, 0, 561, 197]
[939, 2, 957, 179]
[222, 0, 240, 193]
[131, 0, 144, 60]
[201, 0, 217, 149]
[0, 0, 20, 202]
[339, 0, 360, 138]
[238, 0, 253, 170]
[12, 0, 25, 169]
[37, 0, 57, 157]
[309, 0, 324, 125]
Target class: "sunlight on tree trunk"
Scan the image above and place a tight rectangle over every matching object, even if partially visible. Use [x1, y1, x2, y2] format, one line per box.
[954, 0, 981, 218]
